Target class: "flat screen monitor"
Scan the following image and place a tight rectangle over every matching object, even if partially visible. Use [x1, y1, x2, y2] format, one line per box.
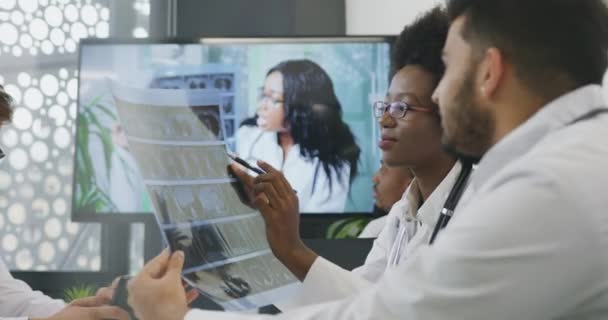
[72, 37, 392, 222]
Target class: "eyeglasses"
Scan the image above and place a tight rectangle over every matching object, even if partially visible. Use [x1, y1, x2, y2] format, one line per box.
[0, 146, 4, 164]
[258, 88, 284, 110]
[373, 101, 434, 119]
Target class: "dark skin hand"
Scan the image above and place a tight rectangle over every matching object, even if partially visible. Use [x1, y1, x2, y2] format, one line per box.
[230, 161, 318, 281]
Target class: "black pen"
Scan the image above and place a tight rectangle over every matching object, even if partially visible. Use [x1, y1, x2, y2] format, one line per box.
[226, 151, 298, 194]
[226, 151, 266, 175]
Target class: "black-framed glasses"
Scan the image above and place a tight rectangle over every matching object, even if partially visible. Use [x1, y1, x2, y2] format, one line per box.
[373, 101, 434, 119]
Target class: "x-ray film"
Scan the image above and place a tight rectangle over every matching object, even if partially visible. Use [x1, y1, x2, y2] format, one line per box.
[111, 83, 299, 310]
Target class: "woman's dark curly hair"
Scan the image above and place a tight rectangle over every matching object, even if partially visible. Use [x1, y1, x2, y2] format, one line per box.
[392, 6, 449, 85]
[242, 59, 360, 196]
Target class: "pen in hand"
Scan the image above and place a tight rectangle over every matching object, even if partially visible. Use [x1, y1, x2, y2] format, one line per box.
[226, 151, 297, 194]
[226, 151, 266, 175]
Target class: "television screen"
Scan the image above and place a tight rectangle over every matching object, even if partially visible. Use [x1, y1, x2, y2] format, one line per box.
[72, 37, 391, 221]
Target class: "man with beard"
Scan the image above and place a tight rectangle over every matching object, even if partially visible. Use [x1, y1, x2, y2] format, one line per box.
[125, 0, 608, 318]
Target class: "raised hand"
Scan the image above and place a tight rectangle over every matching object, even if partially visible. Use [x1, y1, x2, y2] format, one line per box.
[250, 161, 318, 280]
[127, 249, 189, 320]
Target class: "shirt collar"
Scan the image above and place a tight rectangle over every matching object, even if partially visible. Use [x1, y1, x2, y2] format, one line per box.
[472, 85, 607, 191]
[404, 162, 463, 228]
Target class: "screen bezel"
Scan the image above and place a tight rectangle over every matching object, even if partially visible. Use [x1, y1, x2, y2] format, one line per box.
[71, 36, 395, 224]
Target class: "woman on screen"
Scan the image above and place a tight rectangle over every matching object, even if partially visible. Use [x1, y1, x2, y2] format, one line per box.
[235, 59, 360, 213]
[236, 7, 460, 311]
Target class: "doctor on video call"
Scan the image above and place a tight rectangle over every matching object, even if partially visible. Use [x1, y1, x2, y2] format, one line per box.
[235, 59, 361, 213]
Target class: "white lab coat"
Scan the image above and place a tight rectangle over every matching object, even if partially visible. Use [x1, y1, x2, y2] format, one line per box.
[184, 85, 608, 319]
[276, 162, 464, 310]
[0, 259, 64, 320]
[357, 215, 387, 238]
[236, 126, 351, 213]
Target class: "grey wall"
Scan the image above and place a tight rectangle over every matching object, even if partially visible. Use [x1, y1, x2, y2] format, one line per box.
[151, 0, 345, 38]
[293, 0, 345, 36]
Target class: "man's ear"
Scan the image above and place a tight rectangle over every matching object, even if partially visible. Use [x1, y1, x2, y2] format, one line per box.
[478, 47, 505, 99]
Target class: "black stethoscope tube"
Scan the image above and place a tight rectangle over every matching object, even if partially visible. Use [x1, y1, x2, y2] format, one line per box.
[429, 162, 473, 245]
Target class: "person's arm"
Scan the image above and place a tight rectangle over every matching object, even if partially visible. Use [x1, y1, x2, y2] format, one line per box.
[0, 261, 129, 320]
[275, 257, 371, 311]
[230, 161, 317, 280]
[233, 161, 397, 288]
[0, 260, 64, 319]
[278, 207, 401, 310]
[182, 167, 597, 319]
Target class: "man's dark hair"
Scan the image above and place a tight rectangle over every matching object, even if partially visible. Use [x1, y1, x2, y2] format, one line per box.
[447, 0, 608, 99]
[0, 85, 13, 125]
[392, 6, 449, 84]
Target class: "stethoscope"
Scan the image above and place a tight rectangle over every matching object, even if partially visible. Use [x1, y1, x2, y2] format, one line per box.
[387, 161, 473, 266]
[427, 107, 608, 245]
[429, 161, 474, 245]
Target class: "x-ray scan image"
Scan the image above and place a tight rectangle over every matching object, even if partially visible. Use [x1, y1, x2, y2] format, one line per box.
[112, 83, 298, 310]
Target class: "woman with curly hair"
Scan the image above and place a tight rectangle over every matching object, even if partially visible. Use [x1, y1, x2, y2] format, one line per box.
[258, 6, 466, 309]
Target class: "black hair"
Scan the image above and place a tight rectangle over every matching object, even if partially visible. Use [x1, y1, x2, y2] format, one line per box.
[0, 85, 14, 125]
[270, 60, 360, 194]
[446, 0, 608, 99]
[392, 6, 449, 85]
[243, 59, 360, 196]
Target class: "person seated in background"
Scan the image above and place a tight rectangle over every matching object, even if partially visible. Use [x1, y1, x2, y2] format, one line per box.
[0, 86, 129, 320]
[235, 60, 360, 213]
[327, 161, 413, 239]
[359, 161, 413, 238]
